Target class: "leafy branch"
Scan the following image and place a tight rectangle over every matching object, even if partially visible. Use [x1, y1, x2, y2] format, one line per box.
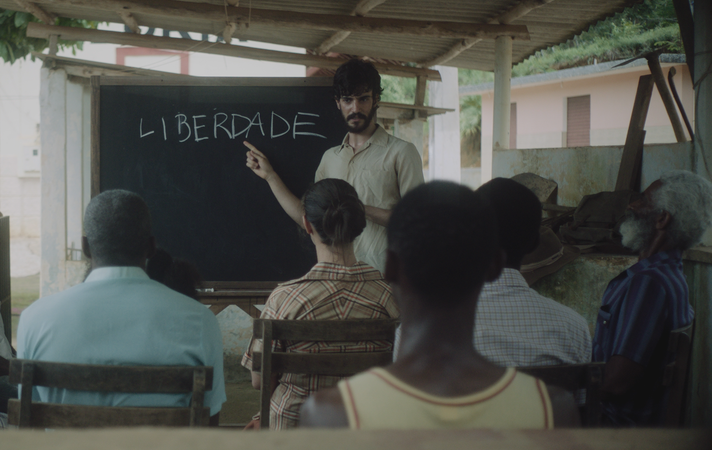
[0, 9, 99, 64]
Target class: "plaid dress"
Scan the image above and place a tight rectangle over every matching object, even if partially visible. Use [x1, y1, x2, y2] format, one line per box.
[241, 261, 398, 429]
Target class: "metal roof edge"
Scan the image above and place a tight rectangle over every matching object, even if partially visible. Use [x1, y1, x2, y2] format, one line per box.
[460, 53, 686, 97]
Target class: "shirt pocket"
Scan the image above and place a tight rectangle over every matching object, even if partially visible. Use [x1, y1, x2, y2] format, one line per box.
[359, 168, 398, 205]
[597, 304, 612, 328]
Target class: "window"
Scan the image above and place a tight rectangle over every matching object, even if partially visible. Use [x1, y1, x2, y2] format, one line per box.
[566, 95, 590, 147]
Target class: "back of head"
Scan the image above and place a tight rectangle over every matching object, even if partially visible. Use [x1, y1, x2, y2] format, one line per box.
[653, 170, 712, 251]
[477, 178, 542, 266]
[302, 178, 367, 247]
[333, 59, 384, 100]
[387, 181, 498, 302]
[84, 189, 152, 266]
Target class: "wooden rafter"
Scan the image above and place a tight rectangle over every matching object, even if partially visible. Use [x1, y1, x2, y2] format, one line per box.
[27, 22, 443, 81]
[118, 11, 140, 34]
[13, 0, 55, 24]
[420, 0, 554, 67]
[314, 0, 387, 55]
[23, 0, 529, 40]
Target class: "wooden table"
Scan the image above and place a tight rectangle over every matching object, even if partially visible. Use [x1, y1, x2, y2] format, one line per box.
[2, 428, 710, 450]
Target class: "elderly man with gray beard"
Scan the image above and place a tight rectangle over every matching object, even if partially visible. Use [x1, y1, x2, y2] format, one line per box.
[592, 170, 712, 427]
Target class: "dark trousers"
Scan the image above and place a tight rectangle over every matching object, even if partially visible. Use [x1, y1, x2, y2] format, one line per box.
[0, 375, 18, 414]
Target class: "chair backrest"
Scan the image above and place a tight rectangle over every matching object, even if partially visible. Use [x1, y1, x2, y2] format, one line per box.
[662, 321, 694, 427]
[251, 318, 398, 430]
[7, 359, 213, 428]
[519, 362, 605, 427]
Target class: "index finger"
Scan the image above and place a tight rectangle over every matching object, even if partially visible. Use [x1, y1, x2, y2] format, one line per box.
[243, 141, 266, 158]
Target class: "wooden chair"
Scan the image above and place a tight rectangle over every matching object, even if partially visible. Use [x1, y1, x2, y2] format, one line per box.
[519, 362, 605, 427]
[251, 318, 398, 430]
[662, 321, 694, 427]
[7, 359, 213, 428]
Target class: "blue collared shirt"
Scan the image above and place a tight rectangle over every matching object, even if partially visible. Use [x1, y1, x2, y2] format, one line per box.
[17, 266, 226, 416]
[592, 250, 693, 426]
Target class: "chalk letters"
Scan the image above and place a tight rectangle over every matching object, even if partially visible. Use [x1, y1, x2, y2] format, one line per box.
[176, 114, 191, 143]
[293, 113, 326, 139]
[142, 110, 328, 143]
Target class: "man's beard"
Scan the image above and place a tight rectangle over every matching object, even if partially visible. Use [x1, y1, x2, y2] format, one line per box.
[344, 104, 377, 133]
[619, 210, 657, 252]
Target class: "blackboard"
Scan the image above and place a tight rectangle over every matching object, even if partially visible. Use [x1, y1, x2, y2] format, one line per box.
[92, 77, 346, 282]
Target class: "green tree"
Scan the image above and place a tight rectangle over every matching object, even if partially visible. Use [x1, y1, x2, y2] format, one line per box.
[0, 9, 98, 64]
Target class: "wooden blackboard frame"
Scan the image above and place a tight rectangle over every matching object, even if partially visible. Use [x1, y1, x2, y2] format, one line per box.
[90, 76, 338, 290]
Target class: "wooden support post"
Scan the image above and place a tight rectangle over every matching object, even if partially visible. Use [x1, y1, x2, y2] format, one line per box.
[48, 34, 58, 55]
[615, 75, 655, 192]
[414, 76, 427, 106]
[487, 35, 512, 183]
[647, 56, 687, 142]
[119, 11, 141, 34]
[259, 321, 273, 430]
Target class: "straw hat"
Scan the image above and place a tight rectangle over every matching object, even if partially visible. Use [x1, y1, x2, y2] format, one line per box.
[520, 227, 580, 286]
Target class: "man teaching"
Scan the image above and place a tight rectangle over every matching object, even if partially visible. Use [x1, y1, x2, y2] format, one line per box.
[245, 59, 424, 273]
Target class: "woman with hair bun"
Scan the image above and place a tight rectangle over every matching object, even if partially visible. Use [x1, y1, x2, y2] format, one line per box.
[241, 178, 398, 430]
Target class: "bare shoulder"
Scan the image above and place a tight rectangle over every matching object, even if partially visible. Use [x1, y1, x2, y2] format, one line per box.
[299, 386, 349, 428]
[546, 384, 580, 428]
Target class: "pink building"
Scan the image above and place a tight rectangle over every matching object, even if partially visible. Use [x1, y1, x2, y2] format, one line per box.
[461, 54, 693, 154]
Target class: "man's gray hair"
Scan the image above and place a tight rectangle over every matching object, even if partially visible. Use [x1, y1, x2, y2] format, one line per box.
[652, 170, 712, 251]
[84, 189, 152, 265]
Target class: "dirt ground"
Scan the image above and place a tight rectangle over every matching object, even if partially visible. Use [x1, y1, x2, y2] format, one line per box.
[222, 380, 261, 426]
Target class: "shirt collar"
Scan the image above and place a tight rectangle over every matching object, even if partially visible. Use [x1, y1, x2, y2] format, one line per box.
[282, 261, 383, 285]
[483, 268, 528, 291]
[336, 125, 388, 155]
[627, 249, 682, 276]
[85, 266, 149, 283]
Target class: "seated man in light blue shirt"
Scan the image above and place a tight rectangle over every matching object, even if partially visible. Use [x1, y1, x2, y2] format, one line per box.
[16, 189, 226, 425]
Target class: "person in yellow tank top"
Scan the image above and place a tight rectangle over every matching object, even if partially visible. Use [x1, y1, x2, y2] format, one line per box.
[300, 181, 579, 429]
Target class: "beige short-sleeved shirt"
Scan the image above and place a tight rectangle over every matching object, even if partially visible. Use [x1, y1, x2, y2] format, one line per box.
[314, 126, 424, 272]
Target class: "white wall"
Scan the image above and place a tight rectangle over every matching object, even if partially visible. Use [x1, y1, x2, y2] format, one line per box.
[481, 63, 694, 153]
[0, 58, 42, 237]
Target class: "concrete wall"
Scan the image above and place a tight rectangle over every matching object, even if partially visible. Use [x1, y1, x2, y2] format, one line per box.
[493, 142, 694, 206]
[532, 254, 636, 336]
[481, 63, 693, 155]
[0, 58, 42, 237]
[0, 159, 40, 237]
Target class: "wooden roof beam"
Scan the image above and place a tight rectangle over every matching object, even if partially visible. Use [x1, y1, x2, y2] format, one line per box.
[420, 0, 554, 67]
[13, 0, 55, 24]
[118, 11, 140, 34]
[26, 22, 442, 81]
[25, 0, 529, 40]
[314, 0, 387, 55]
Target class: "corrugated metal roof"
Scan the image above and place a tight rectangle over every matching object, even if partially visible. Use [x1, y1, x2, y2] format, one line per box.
[0, 0, 644, 71]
